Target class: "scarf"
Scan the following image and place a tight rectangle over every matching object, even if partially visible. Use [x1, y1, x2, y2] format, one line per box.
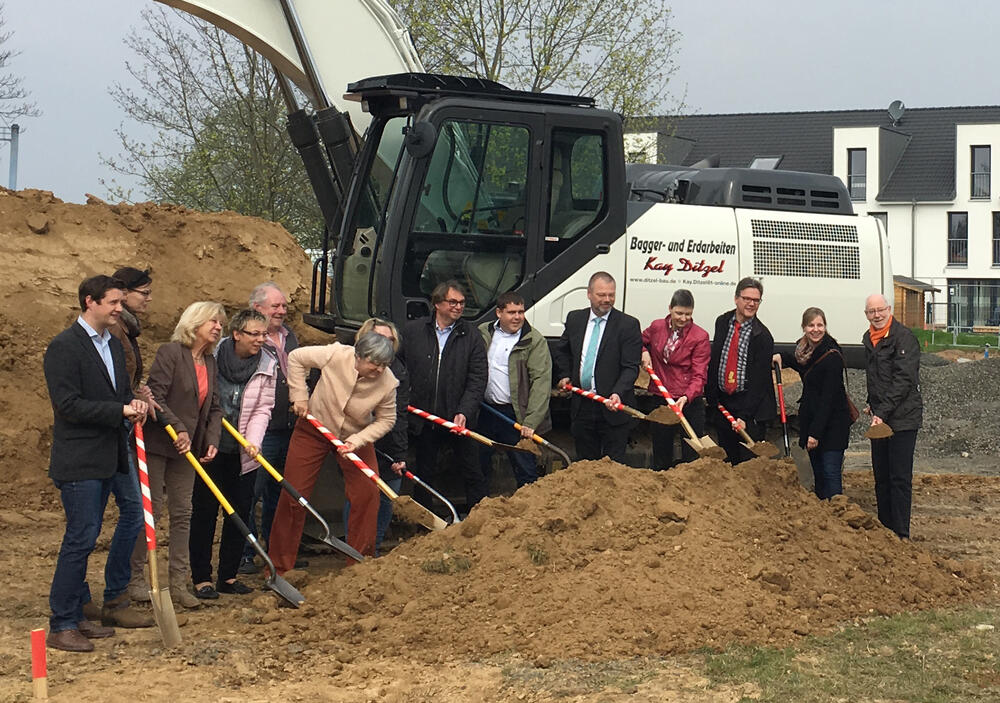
[869, 316, 893, 347]
[216, 337, 259, 385]
[794, 335, 817, 365]
[120, 308, 141, 338]
[661, 326, 682, 363]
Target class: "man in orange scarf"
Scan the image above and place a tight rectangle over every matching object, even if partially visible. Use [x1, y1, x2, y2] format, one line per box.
[862, 294, 923, 539]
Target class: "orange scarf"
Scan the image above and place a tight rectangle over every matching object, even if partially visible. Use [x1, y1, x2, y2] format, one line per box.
[869, 316, 893, 346]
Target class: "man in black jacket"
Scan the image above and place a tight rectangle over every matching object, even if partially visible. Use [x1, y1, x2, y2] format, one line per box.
[863, 293, 922, 539]
[43, 276, 148, 652]
[707, 277, 776, 464]
[554, 272, 642, 463]
[400, 280, 488, 511]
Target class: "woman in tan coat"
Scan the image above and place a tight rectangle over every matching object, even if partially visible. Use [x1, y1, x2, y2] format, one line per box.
[267, 333, 398, 571]
[129, 301, 224, 608]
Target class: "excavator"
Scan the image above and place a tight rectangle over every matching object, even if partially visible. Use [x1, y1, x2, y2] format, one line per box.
[158, 0, 892, 364]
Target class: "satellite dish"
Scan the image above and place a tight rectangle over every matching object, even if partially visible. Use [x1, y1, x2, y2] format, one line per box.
[888, 100, 905, 126]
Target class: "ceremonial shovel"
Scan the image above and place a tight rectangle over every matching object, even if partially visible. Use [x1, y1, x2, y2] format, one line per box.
[717, 403, 780, 458]
[562, 383, 675, 426]
[643, 365, 725, 459]
[135, 424, 182, 647]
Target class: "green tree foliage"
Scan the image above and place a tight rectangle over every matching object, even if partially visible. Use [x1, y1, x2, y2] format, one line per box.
[103, 7, 322, 248]
[392, 0, 682, 119]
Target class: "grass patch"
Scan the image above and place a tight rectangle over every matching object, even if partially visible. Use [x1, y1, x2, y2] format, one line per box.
[420, 554, 472, 574]
[911, 327, 998, 352]
[527, 543, 549, 565]
[702, 607, 1000, 702]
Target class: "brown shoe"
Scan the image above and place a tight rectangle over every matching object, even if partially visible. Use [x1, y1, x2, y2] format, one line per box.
[102, 595, 155, 628]
[170, 581, 201, 609]
[77, 619, 115, 639]
[81, 600, 102, 621]
[47, 628, 95, 652]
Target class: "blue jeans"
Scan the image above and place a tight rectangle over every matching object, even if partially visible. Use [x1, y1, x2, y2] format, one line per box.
[50, 477, 113, 632]
[808, 448, 844, 500]
[478, 403, 539, 488]
[104, 456, 143, 602]
[244, 428, 291, 558]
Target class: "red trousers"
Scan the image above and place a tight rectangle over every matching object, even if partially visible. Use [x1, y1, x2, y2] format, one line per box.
[267, 418, 379, 573]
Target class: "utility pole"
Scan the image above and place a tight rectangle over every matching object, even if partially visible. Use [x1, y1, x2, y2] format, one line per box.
[0, 123, 19, 189]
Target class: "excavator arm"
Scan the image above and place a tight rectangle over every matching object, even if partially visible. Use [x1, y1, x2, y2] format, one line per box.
[155, 0, 423, 128]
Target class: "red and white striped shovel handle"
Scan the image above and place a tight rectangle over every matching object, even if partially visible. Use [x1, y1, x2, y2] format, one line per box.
[717, 403, 741, 430]
[134, 423, 156, 552]
[405, 405, 470, 436]
[304, 414, 376, 478]
[563, 383, 622, 411]
[644, 365, 684, 418]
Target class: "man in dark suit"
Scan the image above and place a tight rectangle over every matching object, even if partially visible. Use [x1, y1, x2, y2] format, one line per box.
[43, 276, 148, 652]
[399, 280, 488, 512]
[554, 271, 642, 463]
[706, 277, 776, 464]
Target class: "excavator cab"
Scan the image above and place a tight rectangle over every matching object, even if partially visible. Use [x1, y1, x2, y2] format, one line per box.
[316, 73, 625, 338]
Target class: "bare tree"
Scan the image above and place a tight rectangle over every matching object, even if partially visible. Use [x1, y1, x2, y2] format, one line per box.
[393, 0, 682, 118]
[103, 7, 322, 247]
[0, 3, 38, 122]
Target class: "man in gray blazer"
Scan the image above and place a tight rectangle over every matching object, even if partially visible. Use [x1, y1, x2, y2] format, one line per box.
[43, 275, 148, 652]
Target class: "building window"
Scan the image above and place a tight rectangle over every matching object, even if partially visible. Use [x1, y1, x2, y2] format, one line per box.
[971, 146, 991, 198]
[847, 148, 866, 200]
[993, 212, 1000, 266]
[749, 155, 782, 169]
[869, 211, 888, 235]
[947, 212, 968, 266]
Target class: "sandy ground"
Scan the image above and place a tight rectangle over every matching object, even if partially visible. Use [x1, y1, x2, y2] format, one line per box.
[1, 190, 997, 702]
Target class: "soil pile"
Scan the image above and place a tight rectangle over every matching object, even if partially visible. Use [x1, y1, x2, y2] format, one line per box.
[281, 457, 994, 660]
[0, 188, 314, 480]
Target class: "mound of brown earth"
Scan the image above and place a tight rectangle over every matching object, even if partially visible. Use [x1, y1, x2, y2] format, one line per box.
[0, 188, 315, 481]
[268, 457, 994, 660]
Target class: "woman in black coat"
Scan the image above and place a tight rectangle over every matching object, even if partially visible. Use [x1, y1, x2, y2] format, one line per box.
[776, 307, 852, 499]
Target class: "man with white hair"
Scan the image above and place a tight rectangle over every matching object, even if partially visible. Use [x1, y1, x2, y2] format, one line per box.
[862, 293, 922, 539]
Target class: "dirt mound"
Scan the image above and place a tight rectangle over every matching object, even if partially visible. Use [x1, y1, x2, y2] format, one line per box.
[272, 457, 994, 660]
[0, 188, 314, 481]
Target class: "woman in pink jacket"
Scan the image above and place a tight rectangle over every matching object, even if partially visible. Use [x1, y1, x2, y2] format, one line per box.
[641, 289, 711, 469]
[189, 309, 276, 599]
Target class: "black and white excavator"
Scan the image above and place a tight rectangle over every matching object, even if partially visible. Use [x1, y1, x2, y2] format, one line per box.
[159, 0, 892, 364]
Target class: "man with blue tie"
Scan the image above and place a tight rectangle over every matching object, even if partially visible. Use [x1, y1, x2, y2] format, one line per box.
[554, 272, 642, 463]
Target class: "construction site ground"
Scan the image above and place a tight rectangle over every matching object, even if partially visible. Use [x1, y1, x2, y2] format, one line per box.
[0, 190, 997, 702]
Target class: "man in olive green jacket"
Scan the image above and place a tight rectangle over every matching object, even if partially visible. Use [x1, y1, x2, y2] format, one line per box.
[478, 291, 552, 487]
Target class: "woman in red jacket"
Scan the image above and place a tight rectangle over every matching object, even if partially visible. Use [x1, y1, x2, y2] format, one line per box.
[640, 289, 711, 469]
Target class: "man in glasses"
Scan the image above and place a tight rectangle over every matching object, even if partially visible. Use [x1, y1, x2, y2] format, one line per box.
[707, 277, 776, 463]
[400, 280, 488, 513]
[862, 293, 922, 539]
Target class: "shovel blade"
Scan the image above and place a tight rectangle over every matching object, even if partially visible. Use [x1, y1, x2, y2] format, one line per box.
[393, 495, 449, 531]
[149, 586, 183, 648]
[318, 531, 365, 563]
[267, 574, 305, 608]
[646, 406, 680, 425]
[747, 440, 780, 458]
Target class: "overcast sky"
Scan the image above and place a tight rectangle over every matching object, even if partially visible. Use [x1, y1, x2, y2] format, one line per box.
[4, 0, 1000, 203]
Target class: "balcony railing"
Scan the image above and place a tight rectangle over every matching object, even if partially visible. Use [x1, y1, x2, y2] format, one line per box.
[848, 175, 866, 201]
[971, 172, 990, 198]
[948, 238, 968, 265]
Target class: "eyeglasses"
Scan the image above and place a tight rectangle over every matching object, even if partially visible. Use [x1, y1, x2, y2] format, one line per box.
[237, 329, 267, 338]
[130, 288, 152, 298]
[443, 298, 466, 307]
[738, 295, 761, 305]
[864, 306, 891, 316]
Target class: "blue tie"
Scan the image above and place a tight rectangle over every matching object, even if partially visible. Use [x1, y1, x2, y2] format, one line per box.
[581, 317, 603, 389]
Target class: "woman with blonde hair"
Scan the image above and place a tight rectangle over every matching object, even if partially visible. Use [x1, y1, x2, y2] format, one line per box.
[774, 307, 852, 499]
[129, 301, 224, 608]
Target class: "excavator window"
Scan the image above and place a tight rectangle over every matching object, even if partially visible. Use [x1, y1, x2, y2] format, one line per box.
[403, 119, 530, 318]
[546, 129, 607, 261]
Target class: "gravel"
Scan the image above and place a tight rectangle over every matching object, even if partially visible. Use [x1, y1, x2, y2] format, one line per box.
[782, 356, 1000, 458]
